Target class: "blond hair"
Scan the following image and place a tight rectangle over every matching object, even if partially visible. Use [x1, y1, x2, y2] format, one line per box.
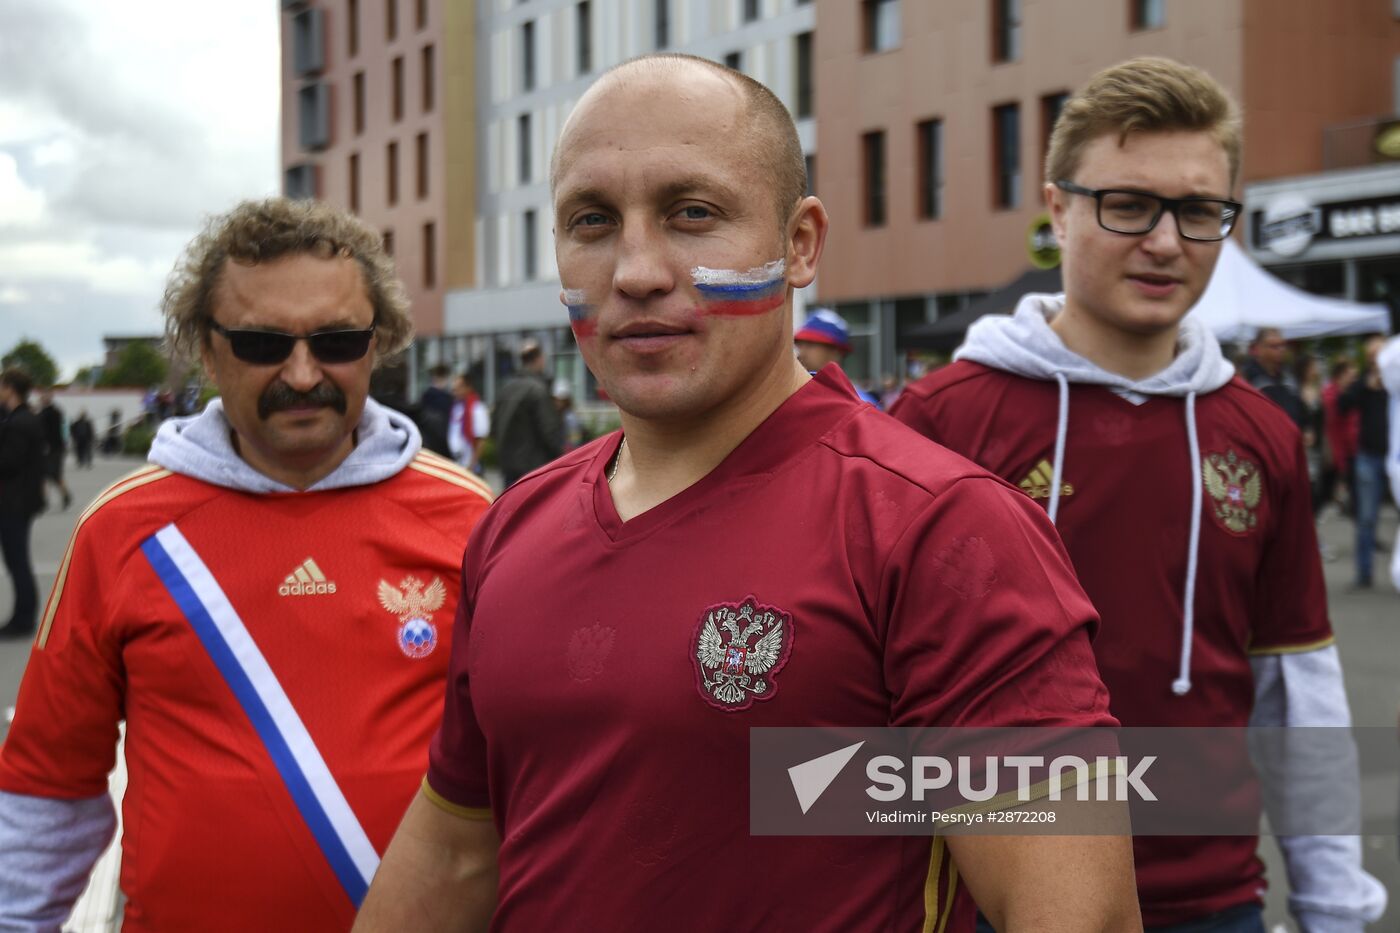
[552, 53, 808, 228]
[162, 198, 412, 366]
[1045, 57, 1242, 188]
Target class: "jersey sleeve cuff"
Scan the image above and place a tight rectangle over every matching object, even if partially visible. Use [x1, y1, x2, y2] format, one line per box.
[421, 776, 492, 821]
[1248, 635, 1336, 656]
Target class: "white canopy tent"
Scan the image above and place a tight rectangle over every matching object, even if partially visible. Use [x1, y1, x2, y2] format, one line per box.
[1186, 239, 1391, 341]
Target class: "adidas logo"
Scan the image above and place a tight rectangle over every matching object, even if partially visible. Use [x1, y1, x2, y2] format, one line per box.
[278, 558, 338, 597]
[1018, 459, 1074, 500]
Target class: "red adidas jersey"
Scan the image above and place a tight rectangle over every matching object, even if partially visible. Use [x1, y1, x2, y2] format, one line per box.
[0, 452, 491, 932]
[891, 362, 1333, 925]
[428, 368, 1116, 933]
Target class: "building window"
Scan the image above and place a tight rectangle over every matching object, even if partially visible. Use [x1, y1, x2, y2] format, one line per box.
[655, 0, 670, 48]
[518, 113, 532, 184]
[992, 102, 1020, 209]
[422, 44, 435, 111]
[347, 0, 359, 57]
[1131, 0, 1165, 30]
[523, 210, 538, 281]
[862, 0, 899, 53]
[743, 0, 760, 23]
[387, 140, 399, 205]
[383, 229, 395, 257]
[576, 1, 593, 74]
[285, 163, 318, 200]
[292, 8, 325, 76]
[917, 118, 942, 220]
[353, 71, 365, 135]
[795, 31, 813, 119]
[423, 222, 436, 288]
[416, 0, 428, 30]
[297, 82, 331, 150]
[349, 152, 360, 212]
[386, 0, 398, 41]
[805, 153, 816, 196]
[862, 130, 886, 227]
[416, 132, 429, 198]
[992, 0, 1021, 63]
[392, 56, 404, 121]
[724, 50, 742, 72]
[1041, 91, 1069, 163]
[522, 21, 536, 92]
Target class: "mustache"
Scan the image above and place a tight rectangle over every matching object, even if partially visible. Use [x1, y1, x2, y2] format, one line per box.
[258, 381, 348, 419]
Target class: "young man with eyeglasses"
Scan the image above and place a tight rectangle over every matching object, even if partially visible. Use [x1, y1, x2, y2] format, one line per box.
[892, 58, 1384, 932]
[0, 198, 492, 931]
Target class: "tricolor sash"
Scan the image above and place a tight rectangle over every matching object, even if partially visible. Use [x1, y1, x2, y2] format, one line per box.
[141, 523, 379, 905]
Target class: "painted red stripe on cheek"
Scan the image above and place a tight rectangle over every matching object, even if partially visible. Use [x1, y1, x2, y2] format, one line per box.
[702, 293, 786, 317]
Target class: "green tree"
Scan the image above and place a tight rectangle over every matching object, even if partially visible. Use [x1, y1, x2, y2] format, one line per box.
[99, 341, 168, 388]
[1, 338, 59, 387]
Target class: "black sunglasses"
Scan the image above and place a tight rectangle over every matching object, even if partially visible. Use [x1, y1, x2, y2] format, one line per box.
[209, 322, 376, 365]
[1055, 180, 1241, 242]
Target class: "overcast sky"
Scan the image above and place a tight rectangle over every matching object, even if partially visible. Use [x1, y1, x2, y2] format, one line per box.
[0, 0, 280, 381]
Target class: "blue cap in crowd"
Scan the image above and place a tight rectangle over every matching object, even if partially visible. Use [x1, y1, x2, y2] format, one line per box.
[794, 308, 852, 353]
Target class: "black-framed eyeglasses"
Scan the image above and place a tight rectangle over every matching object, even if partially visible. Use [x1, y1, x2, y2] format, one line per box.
[209, 322, 376, 365]
[1055, 180, 1241, 241]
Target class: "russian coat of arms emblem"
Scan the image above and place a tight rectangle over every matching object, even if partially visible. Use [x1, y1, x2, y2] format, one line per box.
[377, 575, 446, 658]
[1202, 450, 1262, 534]
[692, 596, 792, 712]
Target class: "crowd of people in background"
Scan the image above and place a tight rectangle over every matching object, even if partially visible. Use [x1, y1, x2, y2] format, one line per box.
[1240, 327, 1395, 588]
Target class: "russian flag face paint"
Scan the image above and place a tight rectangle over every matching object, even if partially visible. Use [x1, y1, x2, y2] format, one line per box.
[562, 289, 598, 338]
[691, 260, 786, 317]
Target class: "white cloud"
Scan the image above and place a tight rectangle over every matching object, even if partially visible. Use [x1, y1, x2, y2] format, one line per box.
[0, 0, 279, 380]
[0, 152, 45, 226]
[30, 137, 76, 167]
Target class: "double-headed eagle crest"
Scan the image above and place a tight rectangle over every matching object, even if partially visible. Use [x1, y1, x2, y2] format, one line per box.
[693, 597, 792, 711]
[1202, 450, 1262, 534]
[378, 575, 446, 658]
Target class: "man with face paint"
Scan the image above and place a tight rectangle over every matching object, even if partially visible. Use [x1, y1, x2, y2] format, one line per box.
[0, 198, 492, 931]
[356, 55, 1139, 933]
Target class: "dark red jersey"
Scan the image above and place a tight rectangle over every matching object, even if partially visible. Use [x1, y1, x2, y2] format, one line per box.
[891, 360, 1333, 925]
[428, 368, 1117, 932]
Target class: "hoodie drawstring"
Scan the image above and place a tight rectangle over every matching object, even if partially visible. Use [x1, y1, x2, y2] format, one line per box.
[1174, 391, 1203, 696]
[1047, 373, 1070, 524]
[1044, 377, 1202, 697]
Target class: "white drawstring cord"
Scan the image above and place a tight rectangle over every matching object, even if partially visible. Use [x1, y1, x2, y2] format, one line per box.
[1174, 391, 1203, 696]
[1047, 373, 1070, 524]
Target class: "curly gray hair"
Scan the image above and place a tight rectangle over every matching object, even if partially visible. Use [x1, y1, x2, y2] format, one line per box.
[162, 198, 413, 366]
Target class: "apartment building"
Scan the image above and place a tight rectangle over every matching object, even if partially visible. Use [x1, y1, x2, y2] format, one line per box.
[280, 0, 476, 397]
[815, 0, 1400, 384]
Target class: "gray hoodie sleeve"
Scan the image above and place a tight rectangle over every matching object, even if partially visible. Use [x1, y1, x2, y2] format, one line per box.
[1250, 647, 1387, 932]
[0, 791, 116, 933]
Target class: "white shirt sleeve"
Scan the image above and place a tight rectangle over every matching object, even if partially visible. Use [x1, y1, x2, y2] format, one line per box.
[0, 790, 116, 932]
[1250, 647, 1387, 932]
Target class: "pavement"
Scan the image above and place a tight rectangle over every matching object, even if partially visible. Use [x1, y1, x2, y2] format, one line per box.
[0, 454, 1396, 930]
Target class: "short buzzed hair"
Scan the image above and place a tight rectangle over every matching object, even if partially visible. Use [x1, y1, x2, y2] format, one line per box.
[551, 54, 807, 227]
[1046, 57, 1242, 189]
